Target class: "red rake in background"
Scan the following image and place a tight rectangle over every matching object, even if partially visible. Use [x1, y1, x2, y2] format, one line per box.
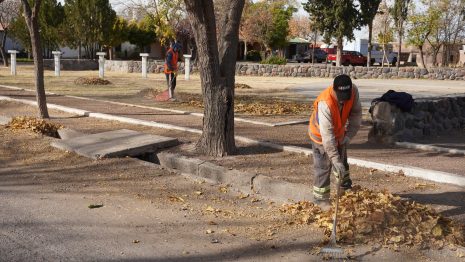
[155, 72, 177, 102]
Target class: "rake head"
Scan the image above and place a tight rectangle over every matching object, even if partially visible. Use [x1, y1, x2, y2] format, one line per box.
[320, 245, 346, 260]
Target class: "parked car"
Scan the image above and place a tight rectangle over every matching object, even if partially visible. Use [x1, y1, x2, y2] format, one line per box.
[295, 49, 328, 63]
[369, 44, 397, 66]
[328, 51, 367, 66]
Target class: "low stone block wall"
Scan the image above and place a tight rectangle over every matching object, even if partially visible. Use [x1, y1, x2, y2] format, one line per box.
[236, 64, 465, 80]
[44, 59, 98, 71]
[369, 97, 465, 143]
[104, 60, 192, 74]
[103, 60, 465, 81]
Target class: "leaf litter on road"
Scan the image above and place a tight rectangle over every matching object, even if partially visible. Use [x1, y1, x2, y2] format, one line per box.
[280, 186, 465, 249]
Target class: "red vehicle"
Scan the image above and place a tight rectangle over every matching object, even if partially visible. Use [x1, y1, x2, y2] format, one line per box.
[328, 51, 367, 66]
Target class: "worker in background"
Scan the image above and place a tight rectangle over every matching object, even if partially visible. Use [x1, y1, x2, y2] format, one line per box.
[164, 42, 181, 100]
[308, 74, 362, 208]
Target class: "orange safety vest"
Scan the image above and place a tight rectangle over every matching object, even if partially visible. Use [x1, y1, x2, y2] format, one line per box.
[164, 48, 178, 74]
[308, 86, 355, 145]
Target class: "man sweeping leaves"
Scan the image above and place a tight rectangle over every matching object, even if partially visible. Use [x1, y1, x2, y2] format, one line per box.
[308, 74, 362, 208]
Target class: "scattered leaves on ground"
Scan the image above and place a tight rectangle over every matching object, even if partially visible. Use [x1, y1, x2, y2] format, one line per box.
[238, 193, 249, 199]
[7, 116, 63, 138]
[235, 83, 252, 89]
[74, 77, 111, 85]
[168, 195, 185, 202]
[179, 94, 311, 116]
[280, 186, 465, 249]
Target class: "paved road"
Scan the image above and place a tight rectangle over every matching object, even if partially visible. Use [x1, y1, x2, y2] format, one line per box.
[1, 126, 462, 262]
[290, 78, 465, 106]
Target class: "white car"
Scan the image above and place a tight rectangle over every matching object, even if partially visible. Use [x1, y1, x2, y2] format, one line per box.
[369, 44, 397, 66]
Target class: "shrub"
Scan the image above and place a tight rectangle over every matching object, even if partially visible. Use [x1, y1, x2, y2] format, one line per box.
[246, 50, 261, 61]
[260, 56, 287, 65]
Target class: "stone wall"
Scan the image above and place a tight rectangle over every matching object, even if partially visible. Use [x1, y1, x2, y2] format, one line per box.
[104, 60, 193, 74]
[235, 64, 465, 80]
[44, 59, 98, 71]
[369, 97, 465, 143]
[104, 60, 465, 81]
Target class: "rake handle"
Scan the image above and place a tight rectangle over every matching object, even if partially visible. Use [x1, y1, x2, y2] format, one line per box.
[330, 144, 346, 244]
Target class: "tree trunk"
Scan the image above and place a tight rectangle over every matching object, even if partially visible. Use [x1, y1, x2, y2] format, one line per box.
[1, 30, 9, 67]
[397, 22, 402, 68]
[243, 40, 247, 60]
[21, 0, 49, 119]
[367, 22, 372, 68]
[311, 43, 315, 65]
[382, 47, 386, 68]
[78, 42, 81, 60]
[431, 46, 440, 66]
[418, 45, 426, 68]
[336, 37, 343, 66]
[184, 0, 244, 156]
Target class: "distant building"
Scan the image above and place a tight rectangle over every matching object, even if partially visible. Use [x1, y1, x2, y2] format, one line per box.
[0, 24, 23, 53]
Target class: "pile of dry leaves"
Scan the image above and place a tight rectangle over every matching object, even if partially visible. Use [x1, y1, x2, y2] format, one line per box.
[183, 99, 311, 116]
[235, 83, 252, 89]
[74, 77, 111, 85]
[7, 116, 63, 138]
[281, 186, 464, 248]
[235, 102, 311, 115]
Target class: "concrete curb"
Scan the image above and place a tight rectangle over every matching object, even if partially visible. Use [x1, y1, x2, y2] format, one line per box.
[395, 141, 465, 156]
[57, 128, 86, 139]
[87, 112, 202, 134]
[253, 175, 313, 203]
[347, 158, 465, 187]
[155, 152, 312, 203]
[0, 96, 89, 116]
[2, 95, 465, 187]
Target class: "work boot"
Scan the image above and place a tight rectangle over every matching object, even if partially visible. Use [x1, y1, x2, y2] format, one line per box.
[341, 178, 352, 192]
[313, 196, 331, 211]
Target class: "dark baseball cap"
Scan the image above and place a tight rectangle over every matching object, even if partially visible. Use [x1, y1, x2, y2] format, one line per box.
[333, 74, 352, 101]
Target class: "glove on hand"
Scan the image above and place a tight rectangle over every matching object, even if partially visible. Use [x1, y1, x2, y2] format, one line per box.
[332, 161, 347, 182]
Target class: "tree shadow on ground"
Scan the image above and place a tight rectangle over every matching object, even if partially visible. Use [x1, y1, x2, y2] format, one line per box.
[399, 191, 465, 219]
[235, 144, 283, 155]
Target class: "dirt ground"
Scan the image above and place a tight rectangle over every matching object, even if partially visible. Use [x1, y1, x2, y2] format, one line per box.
[2, 112, 465, 261]
[1, 100, 464, 222]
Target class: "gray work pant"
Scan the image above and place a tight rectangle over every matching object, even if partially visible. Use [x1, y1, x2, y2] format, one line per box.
[311, 141, 349, 199]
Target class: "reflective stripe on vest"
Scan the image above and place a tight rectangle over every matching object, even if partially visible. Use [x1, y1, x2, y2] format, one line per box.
[308, 86, 355, 145]
[164, 48, 178, 74]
